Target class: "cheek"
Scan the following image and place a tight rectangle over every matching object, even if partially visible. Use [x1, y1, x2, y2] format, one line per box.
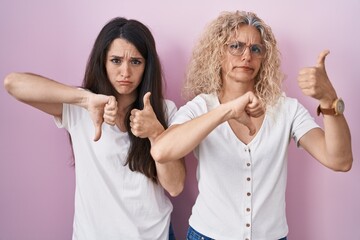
[106, 67, 118, 81]
[134, 68, 145, 81]
[254, 61, 262, 75]
[221, 58, 233, 72]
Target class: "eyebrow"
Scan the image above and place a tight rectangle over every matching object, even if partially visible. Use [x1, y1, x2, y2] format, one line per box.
[109, 55, 144, 60]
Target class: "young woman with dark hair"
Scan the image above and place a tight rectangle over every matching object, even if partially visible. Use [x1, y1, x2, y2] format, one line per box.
[4, 17, 185, 240]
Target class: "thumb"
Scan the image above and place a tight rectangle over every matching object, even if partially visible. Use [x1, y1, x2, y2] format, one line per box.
[93, 119, 103, 142]
[243, 116, 256, 136]
[143, 92, 153, 110]
[316, 50, 330, 69]
[107, 95, 116, 106]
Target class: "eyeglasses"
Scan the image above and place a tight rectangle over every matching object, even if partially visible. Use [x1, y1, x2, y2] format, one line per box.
[227, 41, 266, 59]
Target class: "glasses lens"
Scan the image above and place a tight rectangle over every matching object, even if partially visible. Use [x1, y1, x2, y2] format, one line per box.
[228, 42, 245, 55]
[228, 41, 265, 58]
[250, 44, 265, 58]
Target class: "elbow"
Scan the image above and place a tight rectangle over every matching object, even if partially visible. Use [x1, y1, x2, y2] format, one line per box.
[4, 72, 21, 97]
[4, 73, 15, 93]
[333, 162, 352, 172]
[151, 146, 169, 164]
[168, 186, 184, 197]
[167, 182, 185, 197]
[330, 156, 353, 172]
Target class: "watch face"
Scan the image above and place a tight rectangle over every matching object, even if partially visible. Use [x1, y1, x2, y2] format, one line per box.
[336, 99, 345, 114]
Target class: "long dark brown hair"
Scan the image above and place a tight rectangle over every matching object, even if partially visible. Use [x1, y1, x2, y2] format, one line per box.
[82, 17, 167, 182]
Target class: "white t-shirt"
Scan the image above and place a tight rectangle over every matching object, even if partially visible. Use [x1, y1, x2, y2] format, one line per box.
[171, 93, 320, 240]
[55, 100, 177, 240]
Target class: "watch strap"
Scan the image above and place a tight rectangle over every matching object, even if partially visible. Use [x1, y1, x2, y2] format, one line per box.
[317, 105, 336, 116]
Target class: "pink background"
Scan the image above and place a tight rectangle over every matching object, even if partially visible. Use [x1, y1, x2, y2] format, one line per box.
[1, 0, 359, 239]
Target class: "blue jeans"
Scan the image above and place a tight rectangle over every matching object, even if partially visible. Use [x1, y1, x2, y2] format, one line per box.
[186, 226, 287, 240]
[169, 222, 176, 240]
[186, 226, 214, 240]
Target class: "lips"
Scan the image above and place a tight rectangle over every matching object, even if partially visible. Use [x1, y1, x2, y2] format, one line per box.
[117, 80, 132, 85]
[235, 66, 254, 72]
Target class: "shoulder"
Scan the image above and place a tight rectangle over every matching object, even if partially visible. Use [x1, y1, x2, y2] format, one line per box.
[189, 92, 219, 109]
[173, 93, 218, 119]
[270, 93, 305, 113]
[56, 103, 89, 130]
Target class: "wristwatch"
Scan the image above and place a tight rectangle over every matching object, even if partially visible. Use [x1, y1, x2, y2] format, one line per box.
[317, 98, 345, 116]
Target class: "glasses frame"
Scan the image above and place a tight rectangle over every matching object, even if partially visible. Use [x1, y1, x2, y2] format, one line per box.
[227, 41, 266, 59]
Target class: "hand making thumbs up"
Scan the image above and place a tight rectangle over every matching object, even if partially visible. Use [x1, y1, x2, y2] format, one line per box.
[297, 50, 338, 106]
[130, 92, 165, 141]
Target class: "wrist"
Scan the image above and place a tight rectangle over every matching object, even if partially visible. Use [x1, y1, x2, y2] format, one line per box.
[149, 124, 165, 143]
[78, 89, 94, 109]
[317, 97, 344, 116]
[218, 103, 234, 122]
[319, 95, 337, 108]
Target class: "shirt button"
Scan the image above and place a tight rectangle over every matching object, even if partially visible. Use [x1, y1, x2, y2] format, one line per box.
[245, 238, 250, 240]
[246, 223, 251, 227]
[247, 177, 251, 181]
[247, 192, 251, 196]
[246, 208, 251, 212]
[247, 163, 251, 167]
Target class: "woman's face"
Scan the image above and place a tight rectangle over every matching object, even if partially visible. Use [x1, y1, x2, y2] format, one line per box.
[105, 38, 146, 99]
[221, 25, 263, 88]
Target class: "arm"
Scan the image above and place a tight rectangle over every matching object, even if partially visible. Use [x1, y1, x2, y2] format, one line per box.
[297, 50, 353, 171]
[150, 91, 259, 163]
[154, 159, 186, 197]
[130, 92, 186, 196]
[4, 72, 117, 141]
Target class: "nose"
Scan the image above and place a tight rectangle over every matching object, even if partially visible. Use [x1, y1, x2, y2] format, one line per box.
[120, 62, 130, 78]
[241, 47, 252, 61]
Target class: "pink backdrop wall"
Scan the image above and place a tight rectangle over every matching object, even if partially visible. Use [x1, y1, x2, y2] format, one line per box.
[1, 0, 359, 239]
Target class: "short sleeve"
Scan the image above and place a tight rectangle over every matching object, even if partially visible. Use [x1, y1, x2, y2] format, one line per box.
[170, 95, 210, 126]
[164, 100, 177, 127]
[291, 100, 320, 146]
[54, 103, 85, 131]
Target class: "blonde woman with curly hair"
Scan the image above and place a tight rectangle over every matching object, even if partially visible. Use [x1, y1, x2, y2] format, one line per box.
[151, 10, 352, 240]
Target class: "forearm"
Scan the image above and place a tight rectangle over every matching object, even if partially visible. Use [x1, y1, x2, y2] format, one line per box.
[4, 72, 90, 107]
[148, 122, 186, 196]
[151, 104, 232, 163]
[156, 158, 186, 197]
[323, 114, 353, 171]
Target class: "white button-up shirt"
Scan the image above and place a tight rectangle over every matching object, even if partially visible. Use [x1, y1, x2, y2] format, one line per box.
[171, 93, 319, 240]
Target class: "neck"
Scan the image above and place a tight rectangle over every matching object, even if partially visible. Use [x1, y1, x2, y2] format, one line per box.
[114, 93, 137, 132]
[117, 93, 137, 112]
[219, 81, 255, 103]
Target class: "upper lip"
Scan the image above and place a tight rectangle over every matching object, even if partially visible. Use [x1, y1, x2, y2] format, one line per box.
[117, 80, 132, 83]
[234, 65, 254, 71]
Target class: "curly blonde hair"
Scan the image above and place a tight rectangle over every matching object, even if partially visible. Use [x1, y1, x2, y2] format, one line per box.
[184, 11, 284, 107]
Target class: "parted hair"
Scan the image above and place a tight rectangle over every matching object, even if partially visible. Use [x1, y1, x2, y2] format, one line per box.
[82, 17, 167, 182]
[184, 10, 284, 107]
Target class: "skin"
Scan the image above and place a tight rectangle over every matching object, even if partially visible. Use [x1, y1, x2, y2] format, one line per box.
[4, 37, 185, 196]
[105, 39, 185, 195]
[297, 50, 352, 171]
[220, 25, 265, 144]
[103, 38, 145, 132]
[151, 25, 352, 173]
[151, 25, 265, 161]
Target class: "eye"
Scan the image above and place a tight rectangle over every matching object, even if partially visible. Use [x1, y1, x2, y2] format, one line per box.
[110, 58, 122, 64]
[250, 44, 264, 55]
[229, 41, 245, 50]
[229, 42, 240, 50]
[131, 58, 142, 65]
